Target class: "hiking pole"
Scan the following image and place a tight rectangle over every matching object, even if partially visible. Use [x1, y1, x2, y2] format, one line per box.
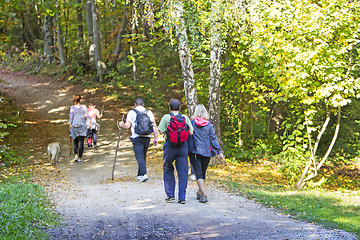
[112, 115, 124, 180]
[69, 136, 72, 156]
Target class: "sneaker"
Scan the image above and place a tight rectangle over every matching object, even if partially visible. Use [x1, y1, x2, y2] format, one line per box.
[178, 199, 186, 204]
[189, 175, 196, 181]
[74, 155, 79, 162]
[199, 195, 208, 203]
[196, 192, 201, 200]
[78, 158, 82, 163]
[136, 174, 148, 182]
[165, 196, 175, 203]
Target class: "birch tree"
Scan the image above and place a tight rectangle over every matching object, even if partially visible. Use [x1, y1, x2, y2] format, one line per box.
[209, 0, 222, 142]
[174, 0, 198, 116]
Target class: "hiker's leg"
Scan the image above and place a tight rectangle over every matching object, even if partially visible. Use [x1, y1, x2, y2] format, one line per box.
[74, 137, 79, 155]
[92, 129, 97, 146]
[200, 155, 211, 180]
[142, 137, 150, 174]
[78, 136, 85, 158]
[175, 145, 189, 201]
[132, 137, 147, 176]
[197, 155, 210, 196]
[163, 142, 176, 197]
[189, 153, 204, 194]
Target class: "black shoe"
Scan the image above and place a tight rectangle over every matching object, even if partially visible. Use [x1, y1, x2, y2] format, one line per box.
[165, 196, 175, 203]
[199, 195, 208, 203]
[178, 199, 186, 204]
[196, 192, 201, 200]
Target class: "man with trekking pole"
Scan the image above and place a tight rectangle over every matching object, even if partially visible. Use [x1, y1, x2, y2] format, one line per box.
[118, 98, 158, 182]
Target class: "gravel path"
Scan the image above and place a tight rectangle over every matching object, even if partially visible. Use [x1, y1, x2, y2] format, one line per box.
[0, 68, 357, 240]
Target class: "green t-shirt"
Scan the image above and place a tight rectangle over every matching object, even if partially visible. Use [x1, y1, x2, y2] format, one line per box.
[158, 112, 193, 138]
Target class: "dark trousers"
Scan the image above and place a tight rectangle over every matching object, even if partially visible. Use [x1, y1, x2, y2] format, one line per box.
[131, 137, 150, 176]
[74, 136, 85, 158]
[163, 142, 189, 201]
[189, 153, 210, 180]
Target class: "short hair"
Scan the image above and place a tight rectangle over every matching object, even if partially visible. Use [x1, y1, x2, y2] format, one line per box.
[193, 104, 209, 119]
[169, 99, 181, 111]
[135, 98, 144, 106]
[73, 94, 81, 104]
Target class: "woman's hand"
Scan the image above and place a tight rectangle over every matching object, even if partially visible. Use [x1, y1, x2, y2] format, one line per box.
[219, 153, 225, 159]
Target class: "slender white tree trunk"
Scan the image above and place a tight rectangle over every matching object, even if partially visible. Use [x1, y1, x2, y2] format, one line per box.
[209, 0, 222, 140]
[174, 0, 197, 116]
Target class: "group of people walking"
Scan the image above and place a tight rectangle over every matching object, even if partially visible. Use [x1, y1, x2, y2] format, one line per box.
[69, 94, 224, 204]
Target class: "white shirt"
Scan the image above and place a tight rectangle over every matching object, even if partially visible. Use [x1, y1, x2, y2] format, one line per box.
[126, 106, 155, 138]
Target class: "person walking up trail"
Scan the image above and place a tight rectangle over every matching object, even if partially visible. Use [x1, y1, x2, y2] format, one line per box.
[87, 103, 102, 148]
[158, 99, 193, 204]
[69, 94, 91, 162]
[118, 98, 158, 182]
[188, 104, 224, 203]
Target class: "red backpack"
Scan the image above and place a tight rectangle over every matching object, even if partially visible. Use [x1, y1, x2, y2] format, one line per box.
[166, 113, 190, 146]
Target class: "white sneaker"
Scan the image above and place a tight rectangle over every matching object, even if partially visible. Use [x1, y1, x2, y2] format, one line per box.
[136, 174, 148, 182]
[189, 175, 196, 181]
[74, 155, 79, 162]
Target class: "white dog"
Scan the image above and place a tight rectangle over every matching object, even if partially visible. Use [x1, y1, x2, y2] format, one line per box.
[47, 142, 61, 165]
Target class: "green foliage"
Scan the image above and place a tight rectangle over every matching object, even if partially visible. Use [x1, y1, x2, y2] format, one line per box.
[0, 180, 59, 240]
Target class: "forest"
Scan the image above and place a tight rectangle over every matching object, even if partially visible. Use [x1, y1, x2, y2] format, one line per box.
[1, 0, 360, 238]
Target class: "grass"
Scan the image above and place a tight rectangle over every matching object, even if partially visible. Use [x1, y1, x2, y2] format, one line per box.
[208, 161, 360, 237]
[0, 179, 59, 240]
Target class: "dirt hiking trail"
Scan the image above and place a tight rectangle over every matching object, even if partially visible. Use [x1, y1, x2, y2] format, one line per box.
[0, 68, 357, 240]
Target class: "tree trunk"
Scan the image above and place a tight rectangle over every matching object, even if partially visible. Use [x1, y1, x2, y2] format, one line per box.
[76, 0, 84, 47]
[295, 107, 341, 189]
[209, 0, 222, 143]
[86, 0, 94, 64]
[111, 5, 128, 68]
[43, 15, 55, 63]
[56, 14, 67, 66]
[174, 0, 198, 116]
[130, 1, 137, 82]
[91, 0, 106, 82]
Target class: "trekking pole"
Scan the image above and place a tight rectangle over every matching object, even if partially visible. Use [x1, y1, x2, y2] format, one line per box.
[112, 115, 124, 180]
[69, 136, 72, 156]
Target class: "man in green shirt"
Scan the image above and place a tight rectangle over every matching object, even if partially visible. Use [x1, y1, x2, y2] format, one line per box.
[158, 99, 193, 204]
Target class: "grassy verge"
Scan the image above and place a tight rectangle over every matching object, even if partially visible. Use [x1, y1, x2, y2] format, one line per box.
[0, 179, 59, 239]
[0, 91, 59, 239]
[208, 161, 360, 237]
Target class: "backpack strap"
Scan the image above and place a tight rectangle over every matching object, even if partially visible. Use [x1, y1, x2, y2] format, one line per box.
[132, 109, 139, 115]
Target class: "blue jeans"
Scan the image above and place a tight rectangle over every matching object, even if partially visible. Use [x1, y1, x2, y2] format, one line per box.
[163, 142, 189, 201]
[131, 137, 150, 176]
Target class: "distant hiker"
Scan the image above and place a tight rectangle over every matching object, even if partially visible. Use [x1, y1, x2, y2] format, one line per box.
[158, 99, 193, 204]
[87, 103, 102, 148]
[118, 98, 158, 182]
[188, 104, 224, 203]
[69, 94, 91, 162]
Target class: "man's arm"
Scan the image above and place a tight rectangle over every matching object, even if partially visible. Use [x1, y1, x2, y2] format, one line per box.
[119, 120, 131, 129]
